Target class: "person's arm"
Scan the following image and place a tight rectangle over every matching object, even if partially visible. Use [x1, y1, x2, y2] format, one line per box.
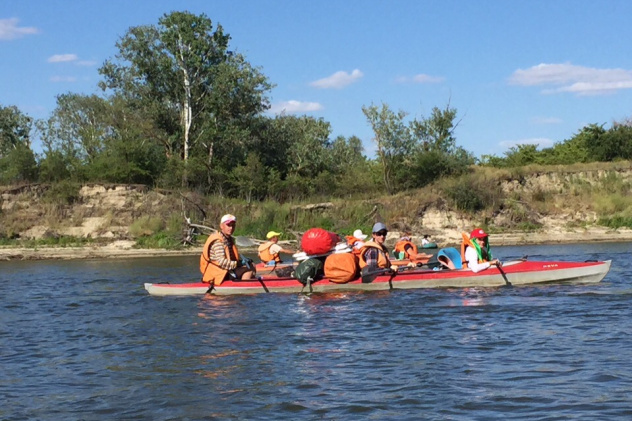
[465, 246, 490, 273]
[404, 244, 419, 260]
[210, 241, 238, 270]
[269, 243, 295, 256]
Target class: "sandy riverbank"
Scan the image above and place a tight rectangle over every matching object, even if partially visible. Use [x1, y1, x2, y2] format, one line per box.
[1, 227, 632, 261]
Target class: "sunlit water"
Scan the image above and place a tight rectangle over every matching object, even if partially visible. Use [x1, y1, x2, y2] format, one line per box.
[1, 242, 631, 420]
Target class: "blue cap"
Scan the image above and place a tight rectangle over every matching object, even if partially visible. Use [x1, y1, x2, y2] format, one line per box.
[372, 222, 387, 233]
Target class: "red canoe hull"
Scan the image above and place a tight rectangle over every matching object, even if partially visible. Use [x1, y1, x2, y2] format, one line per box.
[144, 259, 611, 296]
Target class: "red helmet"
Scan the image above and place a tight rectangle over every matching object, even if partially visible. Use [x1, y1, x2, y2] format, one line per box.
[470, 228, 488, 239]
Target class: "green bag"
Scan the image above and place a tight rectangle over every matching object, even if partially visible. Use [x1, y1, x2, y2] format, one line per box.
[294, 258, 324, 285]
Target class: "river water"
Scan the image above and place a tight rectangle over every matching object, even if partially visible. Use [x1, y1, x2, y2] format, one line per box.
[1, 242, 631, 420]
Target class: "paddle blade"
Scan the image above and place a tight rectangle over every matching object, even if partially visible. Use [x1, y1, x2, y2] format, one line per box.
[361, 267, 391, 283]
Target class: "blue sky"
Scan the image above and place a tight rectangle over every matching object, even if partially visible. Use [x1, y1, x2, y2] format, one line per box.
[2, 0, 632, 158]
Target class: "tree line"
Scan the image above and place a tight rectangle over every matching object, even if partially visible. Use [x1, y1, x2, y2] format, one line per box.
[480, 121, 632, 168]
[1, 11, 631, 202]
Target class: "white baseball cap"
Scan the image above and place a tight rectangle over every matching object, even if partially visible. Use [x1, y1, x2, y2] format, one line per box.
[220, 214, 236, 224]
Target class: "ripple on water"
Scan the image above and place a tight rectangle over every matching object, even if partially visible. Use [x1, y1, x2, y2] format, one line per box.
[1, 246, 632, 419]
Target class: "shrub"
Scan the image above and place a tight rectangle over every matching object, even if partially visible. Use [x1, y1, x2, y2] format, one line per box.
[438, 174, 504, 213]
[43, 181, 81, 205]
[129, 216, 165, 238]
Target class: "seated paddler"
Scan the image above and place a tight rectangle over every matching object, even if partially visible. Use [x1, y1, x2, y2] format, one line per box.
[200, 214, 255, 285]
[393, 231, 432, 262]
[258, 231, 295, 265]
[359, 222, 394, 276]
[461, 228, 502, 273]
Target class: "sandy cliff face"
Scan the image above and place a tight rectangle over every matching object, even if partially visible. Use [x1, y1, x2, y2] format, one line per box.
[2, 168, 632, 247]
[1, 184, 156, 240]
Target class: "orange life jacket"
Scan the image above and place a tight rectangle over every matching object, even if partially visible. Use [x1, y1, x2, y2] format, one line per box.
[345, 235, 364, 255]
[200, 232, 240, 285]
[359, 241, 391, 269]
[394, 240, 418, 259]
[257, 241, 281, 263]
[460, 232, 487, 269]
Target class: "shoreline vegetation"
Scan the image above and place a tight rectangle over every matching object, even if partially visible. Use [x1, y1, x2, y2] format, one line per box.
[3, 162, 632, 262]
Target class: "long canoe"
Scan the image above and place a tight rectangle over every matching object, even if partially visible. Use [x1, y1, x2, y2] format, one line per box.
[144, 259, 611, 296]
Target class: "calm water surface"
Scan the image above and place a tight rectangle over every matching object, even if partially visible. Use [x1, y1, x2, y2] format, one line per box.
[2, 242, 632, 420]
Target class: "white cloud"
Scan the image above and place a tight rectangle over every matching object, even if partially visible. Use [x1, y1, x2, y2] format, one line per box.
[508, 63, 632, 95]
[309, 69, 363, 89]
[268, 100, 323, 114]
[50, 75, 77, 82]
[395, 74, 445, 84]
[48, 54, 78, 63]
[0, 18, 39, 40]
[531, 116, 562, 125]
[412, 74, 445, 84]
[76, 60, 97, 66]
[499, 137, 554, 149]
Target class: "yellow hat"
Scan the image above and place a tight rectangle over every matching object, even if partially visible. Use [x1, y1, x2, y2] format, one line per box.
[266, 231, 282, 239]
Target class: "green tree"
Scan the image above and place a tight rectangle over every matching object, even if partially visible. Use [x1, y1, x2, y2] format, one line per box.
[504, 144, 540, 167]
[37, 93, 110, 180]
[0, 105, 38, 184]
[99, 11, 272, 187]
[408, 102, 473, 187]
[230, 152, 267, 202]
[591, 124, 632, 161]
[38, 93, 167, 184]
[0, 104, 33, 157]
[328, 135, 365, 172]
[410, 102, 460, 153]
[362, 103, 413, 194]
[0, 143, 38, 184]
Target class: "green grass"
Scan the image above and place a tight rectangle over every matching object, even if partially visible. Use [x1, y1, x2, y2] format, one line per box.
[598, 215, 632, 229]
[134, 232, 184, 249]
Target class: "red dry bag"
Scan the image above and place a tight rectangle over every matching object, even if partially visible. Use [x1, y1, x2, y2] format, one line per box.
[301, 228, 339, 256]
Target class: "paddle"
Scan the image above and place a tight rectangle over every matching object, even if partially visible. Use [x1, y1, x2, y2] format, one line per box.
[496, 262, 512, 286]
[361, 267, 397, 284]
[256, 276, 270, 293]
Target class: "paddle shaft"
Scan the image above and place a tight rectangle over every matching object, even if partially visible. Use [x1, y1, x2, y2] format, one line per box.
[497, 263, 512, 286]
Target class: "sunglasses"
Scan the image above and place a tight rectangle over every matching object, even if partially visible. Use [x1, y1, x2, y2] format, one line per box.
[374, 230, 388, 237]
[225, 222, 236, 227]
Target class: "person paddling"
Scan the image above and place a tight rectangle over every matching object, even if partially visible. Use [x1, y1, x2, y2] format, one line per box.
[461, 228, 502, 273]
[359, 222, 393, 276]
[393, 231, 432, 262]
[199, 214, 255, 285]
[258, 231, 295, 265]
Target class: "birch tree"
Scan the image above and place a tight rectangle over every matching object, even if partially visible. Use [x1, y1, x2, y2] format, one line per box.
[98, 11, 271, 186]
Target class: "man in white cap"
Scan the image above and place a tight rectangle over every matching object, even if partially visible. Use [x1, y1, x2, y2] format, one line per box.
[199, 214, 255, 285]
[258, 231, 295, 264]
